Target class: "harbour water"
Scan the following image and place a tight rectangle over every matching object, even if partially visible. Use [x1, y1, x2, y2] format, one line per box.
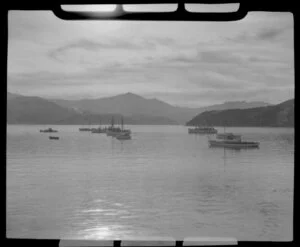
[6, 125, 294, 241]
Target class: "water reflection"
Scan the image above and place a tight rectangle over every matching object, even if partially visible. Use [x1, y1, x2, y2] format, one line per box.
[79, 225, 128, 239]
[7, 125, 294, 241]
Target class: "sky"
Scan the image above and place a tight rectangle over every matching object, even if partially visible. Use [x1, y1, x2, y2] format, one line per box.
[7, 5, 294, 108]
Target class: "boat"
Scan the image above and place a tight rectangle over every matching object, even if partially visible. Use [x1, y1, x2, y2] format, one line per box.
[91, 118, 107, 133]
[208, 133, 259, 148]
[79, 127, 92, 131]
[106, 117, 121, 137]
[79, 119, 92, 131]
[106, 117, 131, 137]
[40, 128, 58, 133]
[49, 136, 59, 140]
[116, 132, 131, 140]
[116, 117, 131, 140]
[91, 127, 107, 133]
[188, 126, 218, 134]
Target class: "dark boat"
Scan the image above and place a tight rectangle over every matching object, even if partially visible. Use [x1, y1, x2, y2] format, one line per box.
[91, 118, 106, 133]
[49, 136, 59, 140]
[40, 128, 58, 133]
[79, 127, 92, 131]
[188, 126, 218, 134]
[79, 118, 92, 131]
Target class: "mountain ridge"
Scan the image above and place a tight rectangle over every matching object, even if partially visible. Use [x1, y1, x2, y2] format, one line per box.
[186, 99, 294, 127]
[51, 92, 271, 124]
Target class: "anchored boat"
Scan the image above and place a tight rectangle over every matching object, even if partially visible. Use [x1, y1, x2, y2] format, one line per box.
[79, 127, 92, 131]
[49, 136, 59, 140]
[40, 128, 58, 133]
[79, 118, 92, 131]
[106, 117, 131, 137]
[188, 126, 218, 134]
[208, 133, 259, 148]
[91, 118, 107, 133]
[116, 132, 131, 140]
[116, 117, 132, 140]
[106, 117, 121, 137]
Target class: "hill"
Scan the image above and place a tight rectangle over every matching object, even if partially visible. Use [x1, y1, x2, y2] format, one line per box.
[186, 99, 294, 127]
[7, 93, 177, 125]
[53, 92, 270, 124]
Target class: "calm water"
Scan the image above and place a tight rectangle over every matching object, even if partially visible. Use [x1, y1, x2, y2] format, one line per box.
[6, 125, 294, 241]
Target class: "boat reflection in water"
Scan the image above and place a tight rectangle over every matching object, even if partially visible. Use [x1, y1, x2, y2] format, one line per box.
[208, 133, 259, 149]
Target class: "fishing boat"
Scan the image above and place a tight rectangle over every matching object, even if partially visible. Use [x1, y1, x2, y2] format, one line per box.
[106, 117, 122, 137]
[208, 133, 259, 148]
[49, 136, 59, 140]
[40, 128, 58, 133]
[91, 118, 106, 133]
[116, 117, 131, 140]
[188, 126, 218, 134]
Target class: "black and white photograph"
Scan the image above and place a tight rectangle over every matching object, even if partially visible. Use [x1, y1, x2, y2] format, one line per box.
[6, 4, 294, 242]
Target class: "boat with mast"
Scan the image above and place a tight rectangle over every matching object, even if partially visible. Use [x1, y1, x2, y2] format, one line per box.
[116, 117, 131, 140]
[106, 116, 122, 137]
[91, 117, 106, 133]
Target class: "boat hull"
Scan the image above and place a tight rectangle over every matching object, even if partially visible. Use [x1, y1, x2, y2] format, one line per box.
[209, 140, 259, 148]
[107, 130, 130, 137]
[116, 135, 131, 140]
[49, 136, 59, 140]
[188, 129, 217, 134]
[79, 128, 91, 131]
[91, 129, 106, 133]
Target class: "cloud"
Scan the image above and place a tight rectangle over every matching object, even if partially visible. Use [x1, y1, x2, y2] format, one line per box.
[230, 24, 292, 44]
[256, 26, 289, 41]
[48, 38, 157, 61]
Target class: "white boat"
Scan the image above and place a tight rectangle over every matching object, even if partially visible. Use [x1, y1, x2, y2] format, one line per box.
[208, 132, 259, 148]
[115, 117, 132, 140]
[106, 117, 127, 137]
[188, 126, 217, 134]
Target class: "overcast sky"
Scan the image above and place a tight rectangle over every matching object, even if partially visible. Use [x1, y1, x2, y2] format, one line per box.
[7, 6, 294, 107]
